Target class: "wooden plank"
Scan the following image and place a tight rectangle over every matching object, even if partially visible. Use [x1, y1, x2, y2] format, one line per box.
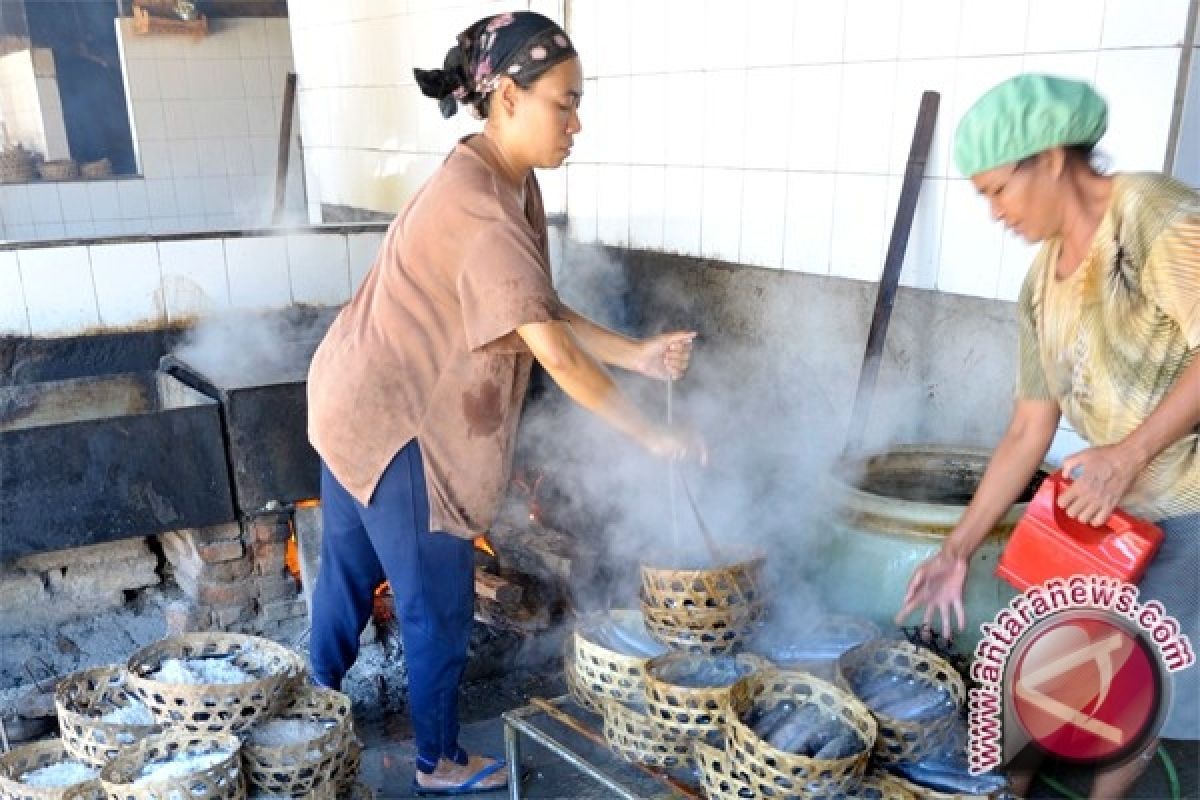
[272, 71, 297, 224]
[844, 90, 941, 455]
[475, 569, 523, 608]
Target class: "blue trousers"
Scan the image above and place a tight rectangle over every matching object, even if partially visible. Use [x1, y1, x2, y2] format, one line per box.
[309, 440, 475, 766]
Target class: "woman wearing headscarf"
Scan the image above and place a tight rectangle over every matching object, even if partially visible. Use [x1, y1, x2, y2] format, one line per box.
[306, 12, 702, 795]
[897, 73, 1198, 797]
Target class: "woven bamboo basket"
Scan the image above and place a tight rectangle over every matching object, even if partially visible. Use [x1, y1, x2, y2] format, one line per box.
[839, 640, 966, 765]
[0, 740, 104, 800]
[641, 601, 765, 655]
[0, 148, 34, 184]
[562, 635, 603, 714]
[99, 731, 242, 800]
[125, 633, 305, 735]
[692, 738, 757, 800]
[330, 736, 362, 796]
[845, 771, 920, 799]
[882, 771, 996, 800]
[640, 554, 764, 611]
[79, 159, 111, 179]
[600, 699, 692, 769]
[726, 669, 876, 800]
[37, 160, 78, 181]
[572, 610, 661, 706]
[242, 687, 352, 798]
[643, 653, 764, 740]
[56, 666, 161, 769]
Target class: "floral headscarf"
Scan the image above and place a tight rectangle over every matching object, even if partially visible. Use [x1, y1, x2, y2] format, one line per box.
[414, 11, 576, 119]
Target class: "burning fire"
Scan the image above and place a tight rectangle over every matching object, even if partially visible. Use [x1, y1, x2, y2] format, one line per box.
[474, 535, 496, 557]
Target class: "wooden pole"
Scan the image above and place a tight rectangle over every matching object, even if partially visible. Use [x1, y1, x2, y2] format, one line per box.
[272, 71, 297, 224]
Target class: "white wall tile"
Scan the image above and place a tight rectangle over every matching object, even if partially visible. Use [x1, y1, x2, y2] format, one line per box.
[899, 0, 961, 60]
[629, 165, 665, 251]
[739, 170, 786, 269]
[663, 72, 706, 166]
[63, 220, 95, 239]
[1095, 48, 1181, 172]
[145, 180, 179, 219]
[1025, 0, 1105, 53]
[4, 225, 36, 241]
[18, 246, 99, 336]
[997, 229, 1039, 303]
[287, 233, 351, 306]
[844, 0, 901, 62]
[937, 179, 1003, 298]
[830, 173, 889, 281]
[225, 236, 291, 310]
[743, 67, 791, 171]
[0, 186, 33, 227]
[788, 64, 843, 172]
[662, 166, 703, 255]
[629, 75, 667, 166]
[746, 0, 794, 67]
[837, 62, 897, 173]
[132, 99, 167, 141]
[596, 165, 630, 248]
[792, 0, 846, 64]
[347, 230, 384, 291]
[88, 242, 164, 327]
[566, 164, 598, 243]
[703, 70, 746, 169]
[196, 139, 229, 177]
[169, 139, 201, 178]
[568, 0, 598, 77]
[87, 181, 121, 221]
[202, 176, 233, 215]
[663, 0, 708, 72]
[162, 99, 196, 139]
[629, 0, 666, 73]
[538, 168, 567, 216]
[1021, 51, 1098, 84]
[92, 219, 124, 237]
[700, 168, 742, 263]
[1102, 0, 1190, 48]
[594, 0, 630, 76]
[159, 239, 230, 320]
[594, 77, 631, 164]
[138, 140, 172, 178]
[703, 0, 749, 70]
[117, 180, 150, 220]
[0, 251, 29, 335]
[783, 172, 836, 274]
[155, 60, 190, 100]
[890, 60, 955, 178]
[885, 175, 946, 289]
[58, 184, 92, 222]
[33, 223, 67, 240]
[958, 0, 1029, 57]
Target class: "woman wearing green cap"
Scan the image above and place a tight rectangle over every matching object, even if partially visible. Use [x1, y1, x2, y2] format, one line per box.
[897, 73, 1198, 797]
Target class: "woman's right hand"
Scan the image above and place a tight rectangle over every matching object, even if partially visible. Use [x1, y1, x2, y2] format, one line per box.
[895, 548, 969, 641]
[644, 426, 708, 465]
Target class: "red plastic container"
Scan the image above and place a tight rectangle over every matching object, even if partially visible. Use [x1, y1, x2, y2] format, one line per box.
[996, 472, 1164, 591]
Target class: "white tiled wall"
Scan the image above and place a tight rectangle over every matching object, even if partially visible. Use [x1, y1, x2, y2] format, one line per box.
[1173, 35, 1200, 190]
[0, 18, 303, 243]
[563, 0, 1192, 303]
[287, 0, 567, 220]
[0, 227, 385, 337]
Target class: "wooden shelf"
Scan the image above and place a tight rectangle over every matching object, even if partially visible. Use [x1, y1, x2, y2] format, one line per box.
[132, 5, 208, 36]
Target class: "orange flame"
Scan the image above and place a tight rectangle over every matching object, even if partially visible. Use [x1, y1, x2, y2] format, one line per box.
[474, 535, 496, 557]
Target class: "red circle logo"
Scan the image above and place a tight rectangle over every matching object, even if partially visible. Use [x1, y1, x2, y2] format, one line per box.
[1008, 611, 1163, 763]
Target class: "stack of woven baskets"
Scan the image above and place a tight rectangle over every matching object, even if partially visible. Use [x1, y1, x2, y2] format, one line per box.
[566, 557, 995, 799]
[0, 632, 370, 800]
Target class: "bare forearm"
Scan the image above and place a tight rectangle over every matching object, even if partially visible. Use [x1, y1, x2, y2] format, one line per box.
[562, 307, 640, 371]
[945, 401, 1060, 559]
[1122, 355, 1200, 471]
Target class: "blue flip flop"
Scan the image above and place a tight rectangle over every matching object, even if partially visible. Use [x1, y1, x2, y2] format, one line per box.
[411, 758, 509, 796]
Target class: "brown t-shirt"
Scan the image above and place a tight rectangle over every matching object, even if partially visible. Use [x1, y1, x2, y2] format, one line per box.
[307, 136, 563, 538]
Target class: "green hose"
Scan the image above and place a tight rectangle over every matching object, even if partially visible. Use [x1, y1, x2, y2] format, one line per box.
[1034, 746, 1181, 800]
[1158, 744, 1181, 800]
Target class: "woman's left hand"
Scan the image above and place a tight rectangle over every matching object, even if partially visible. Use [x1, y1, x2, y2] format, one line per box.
[632, 331, 697, 381]
[1059, 443, 1145, 526]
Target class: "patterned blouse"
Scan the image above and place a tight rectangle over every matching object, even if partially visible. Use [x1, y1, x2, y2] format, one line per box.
[1017, 172, 1199, 520]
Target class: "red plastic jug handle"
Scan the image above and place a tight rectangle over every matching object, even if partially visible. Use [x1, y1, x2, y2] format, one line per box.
[1049, 471, 1135, 535]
